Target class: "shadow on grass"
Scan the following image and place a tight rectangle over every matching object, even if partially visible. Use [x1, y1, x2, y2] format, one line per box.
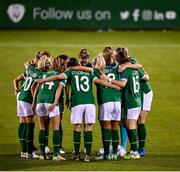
[0, 144, 180, 171]
[0, 149, 97, 171]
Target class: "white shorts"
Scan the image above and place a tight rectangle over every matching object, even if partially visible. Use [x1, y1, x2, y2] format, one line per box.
[142, 91, 153, 111]
[17, 100, 33, 117]
[71, 104, 96, 124]
[99, 102, 121, 121]
[127, 107, 141, 120]
[36, 103, 60, 118]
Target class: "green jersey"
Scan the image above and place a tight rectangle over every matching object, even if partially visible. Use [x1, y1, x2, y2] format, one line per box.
[37, 70, 66, 104]
[128, 57, 152, 94]
[53, 70, 65, 103]
[94, 67, 121, 105]
[139, 69, 152, 94]
[18, 67, 43, 104]
[121, 68, 145, 109]
[22, 64, 36, 78]
[129, 56, 137, 64]
[64, 70, 96, 107]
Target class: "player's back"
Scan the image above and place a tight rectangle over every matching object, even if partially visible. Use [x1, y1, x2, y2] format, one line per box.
[37, 70, 60, 104]
[96, 66, 121, 105]
[121, 68, 143, 109]
[18, 67, 42, 103]
[64, 70, 96, 107]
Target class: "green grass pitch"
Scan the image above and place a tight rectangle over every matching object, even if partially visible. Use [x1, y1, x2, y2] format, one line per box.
[0, 30, 180, 171]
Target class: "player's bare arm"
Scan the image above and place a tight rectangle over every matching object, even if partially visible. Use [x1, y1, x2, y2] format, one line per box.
[141, 72, 149, 81]
[94, 77, 121, 91]
[119, 62, 142, 72]
[65, 81, 70, 108]
[48, 83, 64, 112]
[68, 66, 93, 73]
[111, 79, 127, 88]
[31, 80, 38, 96]
[13, 74, 24, 95]
[31, 83, 40, 113]
[37, 73, 66, 84]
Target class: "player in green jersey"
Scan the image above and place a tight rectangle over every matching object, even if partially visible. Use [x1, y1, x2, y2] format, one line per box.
[68, 54, 117, 159]
[32, 55, 66, 161]
[36, 57, 120, 162]
[13, 52, 42, 159]
[54, 55, 69, 154]
[114, 47, 143, 157]
[94, 48, 142, 159]
[93, 51, 121, 160]
[117, 47, 153, 157]
[138, 68, 153, 156]
[111, 52, 149, 160]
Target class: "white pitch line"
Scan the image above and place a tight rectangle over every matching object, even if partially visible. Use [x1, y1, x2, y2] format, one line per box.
[0, 43, 180, 48]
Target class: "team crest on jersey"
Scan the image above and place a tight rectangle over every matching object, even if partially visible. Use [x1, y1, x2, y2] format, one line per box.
[7, 4, 25, 23]
[32, 73, 37, 78]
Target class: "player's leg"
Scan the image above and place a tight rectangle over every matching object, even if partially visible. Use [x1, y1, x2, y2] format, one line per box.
[111, 102, 121, 160]
[22, 100, 38, 159]
[119, 121, 128, 157]
[26, 115, 38, 158]
[96, 103, 111, 160]
[31, 115, 38, 153]
[120, 107, 128, 153]
[84, 123, 93, 162]
[59, 101, 64, 152]
[51, 115, 66, 160]
[137, 91, 153, 156]
[137, 110, 148, 156]
[120, 123, 128, 149]
[97, 120, 104, 155]
[17, 100, 27, 157]
[72, 124, 81, 160]
[111, 121, 119, 160]
[59, 115, 65, 154]
[49, 104, 66, 161]
[38, 116, 46, 159]
[44, 116, 50, 154]
[36, 103, 47, 159]
[124, 107, 141, 160]
[59, 101, 65, 154]
[18, 117, 27, 157]
[83, 104, 96, 161]
[71, 105, 84, 160]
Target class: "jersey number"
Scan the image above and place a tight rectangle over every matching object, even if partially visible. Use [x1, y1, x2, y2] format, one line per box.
[75, 75, 89, 92]
[41, 75, 54, 90]
[107, 73, 115, 80]
[22, 77, 32, 91]
[132, 75, 140, 93]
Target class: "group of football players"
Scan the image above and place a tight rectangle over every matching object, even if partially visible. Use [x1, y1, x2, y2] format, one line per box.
[13, 47, 153, 162]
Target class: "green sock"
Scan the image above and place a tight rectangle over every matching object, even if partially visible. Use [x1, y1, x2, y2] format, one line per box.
[59, 123, 63, 148]
[138, 123, 146, 151]
[73, 131, 81, 156]
[53, 130, 60, 156]
[127, 129, 138, 152]
[101, 125, 105, 149]
[39, 130, 45, 156]
[32, 123, 36, 149]
[84, 131, 93, 156]
[103, 128, 111, 156]
[18, 123, 24, 149]
[45, 127, 49, 147]
[21, 123, 27, 152]
[112, 130, 119, 154]
[26, 123, 34, 154]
